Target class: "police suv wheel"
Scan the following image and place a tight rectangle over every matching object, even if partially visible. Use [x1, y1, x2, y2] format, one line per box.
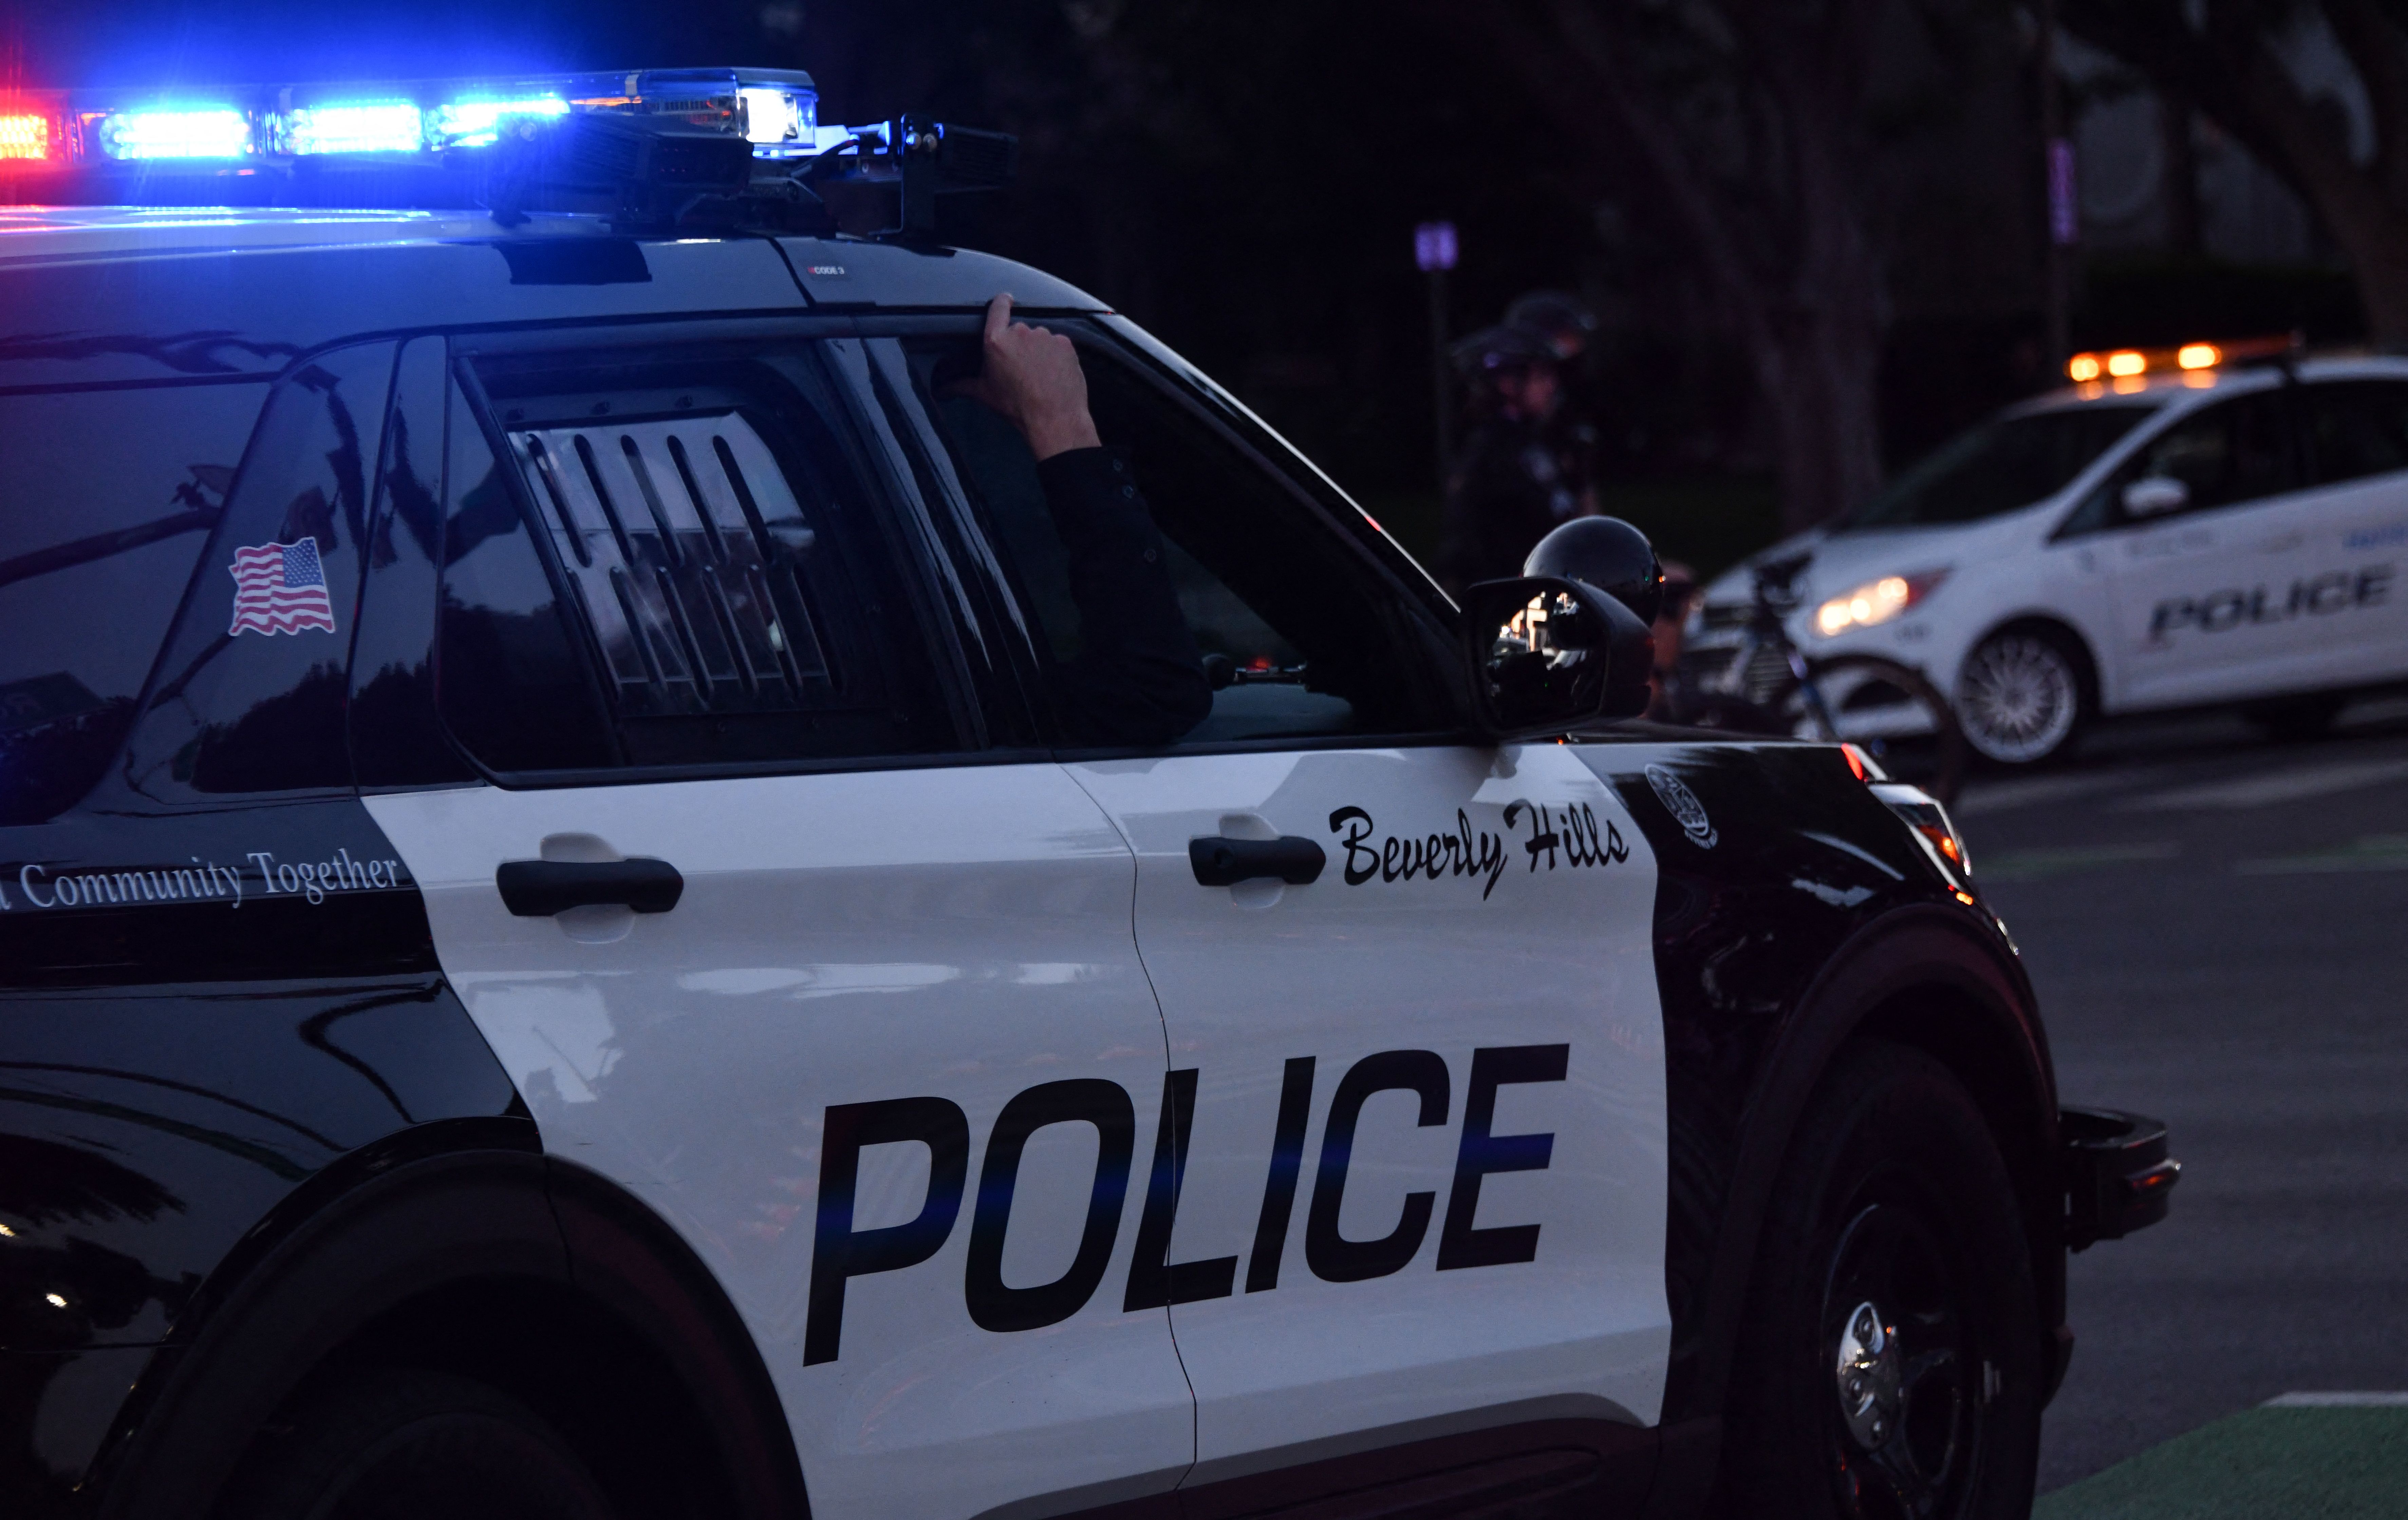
[218, 1369, 617, 1520]
[1720, 1043, 2042, 1520]
[1956, 631, 2084, 766]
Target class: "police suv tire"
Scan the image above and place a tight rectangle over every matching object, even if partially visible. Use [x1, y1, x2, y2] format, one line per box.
[216, 1367, 617, 1520]
[1956, 627, 2088, 768]
[1717, 1042, 2042, 1520]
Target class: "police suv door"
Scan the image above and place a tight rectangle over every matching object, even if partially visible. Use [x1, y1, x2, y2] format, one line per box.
[882, 325, 1672, 1487]
[357, 330, 1196, 1520]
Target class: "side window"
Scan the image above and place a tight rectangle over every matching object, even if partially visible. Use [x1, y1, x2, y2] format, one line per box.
[0, 382, 267, 822]
[905, 335, 1455, 747]
[120, 344, 394, 802]
[2300, 380, 2408, 486]
[2065, 390, 2298, 535]
[440, 339, 964, 773]
[437, 383, 616, 773]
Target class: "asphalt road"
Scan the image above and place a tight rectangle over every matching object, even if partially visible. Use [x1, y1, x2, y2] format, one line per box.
[1948, 698, 2408, 1493]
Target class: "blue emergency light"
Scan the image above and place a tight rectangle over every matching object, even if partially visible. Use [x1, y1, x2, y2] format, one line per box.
[3, 69, 824, 166]
[0, 69, 1015, 238]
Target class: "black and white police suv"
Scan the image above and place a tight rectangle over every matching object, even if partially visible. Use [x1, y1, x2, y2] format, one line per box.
[0, 69, 2172, 1520]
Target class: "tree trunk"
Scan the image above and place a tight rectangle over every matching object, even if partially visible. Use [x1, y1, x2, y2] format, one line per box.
[1758, 302, 1888, 535]
[2162, 92, 2205, 255]
[2308, 184, 2408, 341]
[1479, 0, 1890, 533]
[2224, 30, 2408, 341]
[2069, 1, 2408, 344]
[1752, 12, 1887, 532]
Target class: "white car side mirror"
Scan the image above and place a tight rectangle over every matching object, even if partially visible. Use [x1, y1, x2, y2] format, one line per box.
[2121, 476, 2190, 517]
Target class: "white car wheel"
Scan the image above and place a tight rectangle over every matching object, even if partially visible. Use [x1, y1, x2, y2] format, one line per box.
[1957, 632, 2081, 765]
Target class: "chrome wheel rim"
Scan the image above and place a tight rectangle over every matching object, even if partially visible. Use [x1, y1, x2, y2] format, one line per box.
[1957, 635, 2076, 763]
[1824, 1203, 1976, 1520]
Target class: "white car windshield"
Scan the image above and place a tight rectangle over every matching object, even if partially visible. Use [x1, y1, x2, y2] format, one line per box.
[1841, 403, 2160, 530]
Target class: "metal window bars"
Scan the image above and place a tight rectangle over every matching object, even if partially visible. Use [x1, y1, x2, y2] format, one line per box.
[509, 413, 831, 716]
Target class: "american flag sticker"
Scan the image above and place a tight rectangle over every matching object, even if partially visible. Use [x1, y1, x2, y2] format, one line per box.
[227, 539, 338, 637]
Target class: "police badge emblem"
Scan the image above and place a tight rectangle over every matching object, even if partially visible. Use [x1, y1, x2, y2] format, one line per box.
[1645, 763, 1718, 849]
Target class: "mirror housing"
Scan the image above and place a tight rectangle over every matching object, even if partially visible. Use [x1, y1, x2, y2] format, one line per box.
[1460, 575, 1654, 740]
[2121, 476, 2189, 518]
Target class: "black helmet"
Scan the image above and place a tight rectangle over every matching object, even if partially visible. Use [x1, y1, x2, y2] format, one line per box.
[1449, 323, 1557, 381]
[1504, 290, 1598, 357]
[1524, 516, 1663, 624]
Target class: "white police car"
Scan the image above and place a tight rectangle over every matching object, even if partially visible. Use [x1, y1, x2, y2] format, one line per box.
[1690, 342, 2408, 765]
[0, 68, 2171, 1520]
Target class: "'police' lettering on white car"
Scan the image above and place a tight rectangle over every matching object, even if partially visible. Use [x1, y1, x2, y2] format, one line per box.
[801, 1045, 1571, 1365]
[2149, 563, 2392, 638]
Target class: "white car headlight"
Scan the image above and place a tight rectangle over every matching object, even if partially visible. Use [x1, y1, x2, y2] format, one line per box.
[1814, 569, 1950, 637]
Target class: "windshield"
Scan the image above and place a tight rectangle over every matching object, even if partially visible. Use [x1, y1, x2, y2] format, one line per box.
[1842, 403, 2159, 530]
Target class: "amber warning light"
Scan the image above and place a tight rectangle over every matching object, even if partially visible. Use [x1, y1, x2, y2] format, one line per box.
[2066, 335, 2295, 384]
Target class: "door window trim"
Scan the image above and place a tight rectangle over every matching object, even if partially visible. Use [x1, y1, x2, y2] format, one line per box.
[2052, 379, 2309, 541]
[859, 314, 1479, 755]
[431, 320, 1059, 788]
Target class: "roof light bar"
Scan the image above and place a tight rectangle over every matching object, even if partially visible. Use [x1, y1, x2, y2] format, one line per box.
[7, 68, 819, 169]
[0, 71, 1015, 241]
[2066, 335, 2300, 385]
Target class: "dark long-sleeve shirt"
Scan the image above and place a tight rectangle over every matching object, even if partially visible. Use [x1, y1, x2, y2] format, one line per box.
[1032, 447, 1213, 748]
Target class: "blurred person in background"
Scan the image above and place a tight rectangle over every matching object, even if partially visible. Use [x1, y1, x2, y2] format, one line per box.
[1504, 288, 1603, 521]
[1650, 559, 1698, 719]
[1438, 323, 1593, 594]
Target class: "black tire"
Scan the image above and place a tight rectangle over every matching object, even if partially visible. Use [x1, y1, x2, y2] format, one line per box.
[216, 1368, 618, 1520]
[1794, 655, 1969, 807]
[1956, 627, 2090, 768]
[2241, 692, 2347, 742]
[1719, 1043, 2042, 1520]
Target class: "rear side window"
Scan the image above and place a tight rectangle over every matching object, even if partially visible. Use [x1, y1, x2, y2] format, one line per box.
[116, 345, 395, 802]
[0, 382, 267, 823]
[2060, 389, 2300, 535]
[2299, 380, 2408, 486]
[441, 339, 964, 773]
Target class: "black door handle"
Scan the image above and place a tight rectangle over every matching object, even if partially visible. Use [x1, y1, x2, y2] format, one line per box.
[1188, 836, 1326, 887]
[497, 858, 685, 917]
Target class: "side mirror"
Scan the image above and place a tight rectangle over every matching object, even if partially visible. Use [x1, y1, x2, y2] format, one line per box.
[1460, 575, 1655, 740]
[2121, 476, 2190, 518]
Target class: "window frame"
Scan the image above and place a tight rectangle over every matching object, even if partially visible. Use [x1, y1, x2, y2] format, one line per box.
[431, 317, 1048, 789]
[860, 313, 1479, 757]
[0, 371, 276, 822]
[2294, 376, 2408, 489]
[2051, 380, 2307, 541]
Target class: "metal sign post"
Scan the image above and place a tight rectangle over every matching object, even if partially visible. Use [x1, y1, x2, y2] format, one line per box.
[1415, 220, 1459, 494]
[2040, 0, 2076, 371]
